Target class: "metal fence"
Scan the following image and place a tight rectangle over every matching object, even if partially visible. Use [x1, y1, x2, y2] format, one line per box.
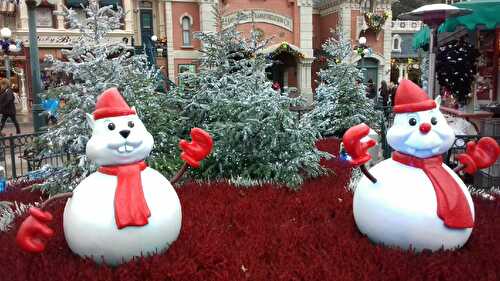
[0, 133, 71, 179]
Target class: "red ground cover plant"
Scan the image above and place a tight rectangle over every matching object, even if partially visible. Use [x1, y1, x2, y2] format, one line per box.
[0, 139, 499, 281]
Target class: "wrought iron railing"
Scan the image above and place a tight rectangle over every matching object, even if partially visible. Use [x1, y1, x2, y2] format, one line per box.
[0, 133, 71, 179]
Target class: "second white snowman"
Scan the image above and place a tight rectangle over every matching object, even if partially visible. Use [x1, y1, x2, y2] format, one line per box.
[343, 80, 499, 252]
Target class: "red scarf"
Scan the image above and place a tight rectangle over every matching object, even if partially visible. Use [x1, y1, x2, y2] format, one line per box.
[392, 151, 474, 229]
[99, 161, 151, 229]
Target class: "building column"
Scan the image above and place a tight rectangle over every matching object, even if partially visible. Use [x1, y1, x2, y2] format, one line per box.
[165, 0, 175, 79]
[340, 3, 351, 44]
[12, 67, 28, 113]
[382, 10, 392, 84]
[199, 0, 217, 33]
[298, 0, 313, 58]
[298, 1, 313, 105]
[298, 58, 314, 105]
[19, 0, 29, 30]
[398, 63, 404, 82]
[56, 0, 66, 29]
[158, 0, 166, 37]
[122, 0, 134, 32]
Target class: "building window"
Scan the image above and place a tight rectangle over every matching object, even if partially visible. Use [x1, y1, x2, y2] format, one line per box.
[178, 64, 196, 87]
[182, 16, 192, 47]
[0, 14, 16, 30]
[66, 0, 123, 9]
[36, 6, 56, 28]
[360, 0, 374, 12]
[140, 0, 153, 9]
[65, 0, 124, 29]
[392, 35, 402, 52]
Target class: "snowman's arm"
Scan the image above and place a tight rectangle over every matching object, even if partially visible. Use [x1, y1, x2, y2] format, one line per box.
[343, 124, 378, 183]
[39, 192, 73, 210]
[170, 163, 189, 185]
[16, 192, 73, 253]
[455, 137, 500, 174]
[171, 128, 213, 185]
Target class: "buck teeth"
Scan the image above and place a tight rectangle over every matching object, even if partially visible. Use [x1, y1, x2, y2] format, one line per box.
[117, 146, 126, 153]
[125, 145, 134, 152]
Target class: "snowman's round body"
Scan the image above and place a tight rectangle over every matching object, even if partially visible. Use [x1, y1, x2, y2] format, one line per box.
[353, 159, 474, 251]
[63, 168, 181, 265]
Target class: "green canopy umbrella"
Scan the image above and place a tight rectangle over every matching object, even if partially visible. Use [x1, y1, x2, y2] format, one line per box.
[413, 0, 500, 49]
[442, 0, 500, 32]
[413, 25, 431, 50]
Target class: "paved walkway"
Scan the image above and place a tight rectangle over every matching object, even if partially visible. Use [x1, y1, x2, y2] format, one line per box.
[0, 113, 34, 136]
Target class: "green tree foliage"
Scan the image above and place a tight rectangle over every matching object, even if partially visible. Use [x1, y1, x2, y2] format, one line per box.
[167, 7, 329, 189]
[30, 2, 178, 195]
[304, 32, 380, 138]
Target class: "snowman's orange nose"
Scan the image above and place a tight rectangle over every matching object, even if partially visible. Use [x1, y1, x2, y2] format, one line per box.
[419, 123, 431, 134]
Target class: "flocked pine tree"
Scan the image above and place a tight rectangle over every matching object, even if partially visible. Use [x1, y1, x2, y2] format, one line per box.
[29, 1, 180, 195]
[168, 7, 329, 189]
[305, 32, 380, 137]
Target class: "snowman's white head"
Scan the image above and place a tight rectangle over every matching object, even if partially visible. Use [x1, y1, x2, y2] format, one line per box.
[387, 80, 455, 159]
[85, 88, 154, 166]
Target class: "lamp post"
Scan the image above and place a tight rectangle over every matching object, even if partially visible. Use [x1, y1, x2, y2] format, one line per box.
[26, 0, 57, 132]
[400, 4, 472, 98]
[150, 34, 158, 66]
[0, 27, 22, 80]
[355, 36, 372, 82]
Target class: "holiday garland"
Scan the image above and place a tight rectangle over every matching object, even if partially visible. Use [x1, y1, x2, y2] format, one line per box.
[364, 11, 390, 34]
[269, 42, 305, 59]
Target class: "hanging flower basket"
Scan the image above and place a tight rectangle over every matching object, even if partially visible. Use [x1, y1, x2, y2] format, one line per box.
[364, 11, 390, 35]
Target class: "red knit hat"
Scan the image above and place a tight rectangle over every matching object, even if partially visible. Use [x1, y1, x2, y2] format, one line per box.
[393, 80, 436, 113]
[93, 88, 135, 120]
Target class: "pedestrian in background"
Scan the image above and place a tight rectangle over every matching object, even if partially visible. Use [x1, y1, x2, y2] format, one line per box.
[365, 79, 377, 99]
[0, 78, 21, 135]
[389, 81, 398, 107]
[378, 80, 389, 107]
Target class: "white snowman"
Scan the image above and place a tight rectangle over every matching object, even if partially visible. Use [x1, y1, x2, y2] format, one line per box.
[16, 88, 213, 265]
[343, 80, 500, 252]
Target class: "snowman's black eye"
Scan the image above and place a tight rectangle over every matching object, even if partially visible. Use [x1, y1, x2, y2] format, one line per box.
[431, 117, 438, 125]
[408, 118, 417, 126]
[128, 121, 135, 128]
[107, 123, 115, 130]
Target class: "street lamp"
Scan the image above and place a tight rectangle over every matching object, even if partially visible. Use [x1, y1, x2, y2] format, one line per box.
[149, 34, 159, 66]
[26, 0, 58, 132]
[400, 4, 472, 98]
[0, 27, 23, 80]
[355, 36, 372, 81]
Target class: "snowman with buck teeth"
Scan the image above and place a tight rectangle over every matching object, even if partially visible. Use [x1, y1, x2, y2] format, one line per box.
[16, 88, 213, 265]
[343, 80, 499, 252]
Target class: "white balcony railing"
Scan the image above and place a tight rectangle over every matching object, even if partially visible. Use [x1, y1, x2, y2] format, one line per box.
[391, 20, 423, 32]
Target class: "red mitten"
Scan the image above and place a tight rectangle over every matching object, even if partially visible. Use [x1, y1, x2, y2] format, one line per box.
[179, 128, 213, 168]
[456, 137, 500, 174]
[342, 123, 377, 166]
[16, 207, 54, 253]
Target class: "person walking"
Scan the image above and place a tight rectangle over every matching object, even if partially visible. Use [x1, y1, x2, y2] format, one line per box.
[365, 79, 377, 99]
[379, 80, 389, 107]
[389, 81, 398, 107]
[0, 78, 21, 135]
